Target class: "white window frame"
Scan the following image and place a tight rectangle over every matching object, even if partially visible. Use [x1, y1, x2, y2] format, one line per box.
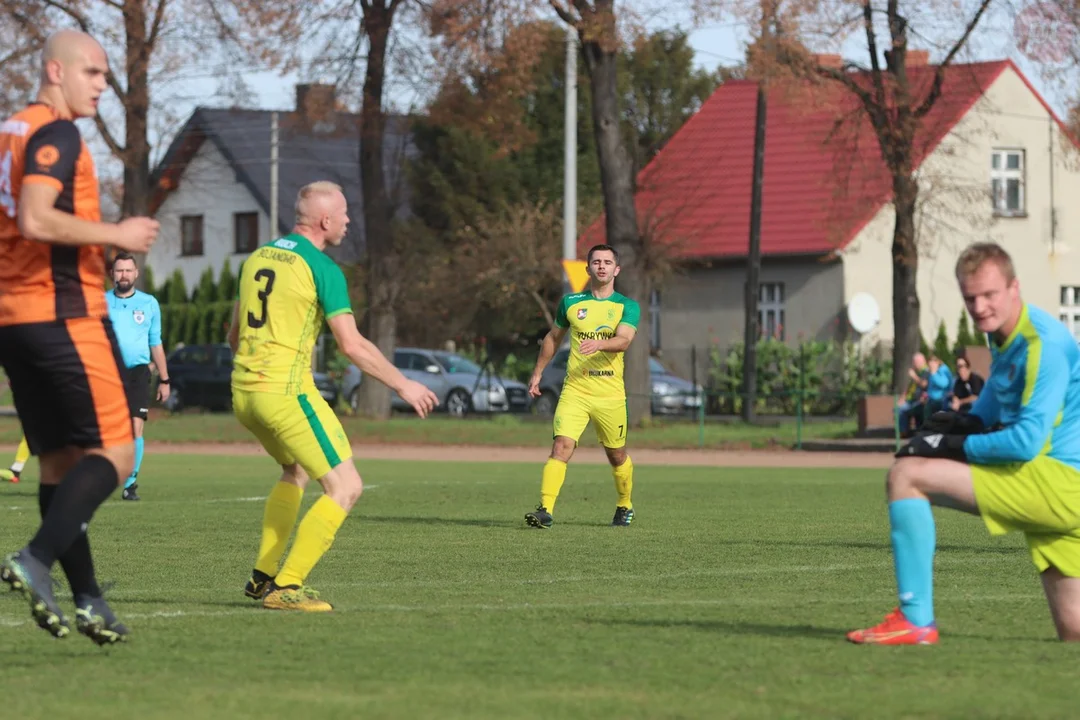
[758, 282, 785, 341]
[991, 148, 1025, 216]
[1060, 286, 1080, 342]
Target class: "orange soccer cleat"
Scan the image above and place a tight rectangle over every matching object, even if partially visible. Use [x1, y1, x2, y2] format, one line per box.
[847, 608, 938, 645]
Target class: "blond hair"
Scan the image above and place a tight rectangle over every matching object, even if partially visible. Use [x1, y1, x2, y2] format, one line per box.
[294, 181, 343, 218]
[955, 242, 1016, 283]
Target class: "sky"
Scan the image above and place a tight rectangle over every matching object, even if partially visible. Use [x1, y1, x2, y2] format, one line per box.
[80, 7, 1078, 192]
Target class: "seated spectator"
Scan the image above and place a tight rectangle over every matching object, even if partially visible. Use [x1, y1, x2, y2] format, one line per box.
[896, 352, 929, 436]
[925, 354, 953, 415]
[950, 355, 985, 413]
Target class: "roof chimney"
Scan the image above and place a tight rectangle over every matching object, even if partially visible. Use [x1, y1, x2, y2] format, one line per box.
[813, 54, 843, 69]
[295, 83, 337, 123]
[906, 49, 930, 67]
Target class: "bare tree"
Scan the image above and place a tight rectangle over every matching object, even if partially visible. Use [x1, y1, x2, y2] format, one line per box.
[742, 0, 993, 394]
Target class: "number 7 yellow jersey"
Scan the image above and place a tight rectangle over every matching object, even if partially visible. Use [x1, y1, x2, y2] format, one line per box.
[231, 233, 353, 395]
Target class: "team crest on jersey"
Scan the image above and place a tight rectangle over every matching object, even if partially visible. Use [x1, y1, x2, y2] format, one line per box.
[576, 308, 588, 320]
[133, 310, 145, 325]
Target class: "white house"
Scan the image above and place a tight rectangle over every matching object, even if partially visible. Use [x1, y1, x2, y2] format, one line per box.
[147, 84, 412, 290]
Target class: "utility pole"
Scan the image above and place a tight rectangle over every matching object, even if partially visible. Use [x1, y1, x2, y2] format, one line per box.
[562, 26, 578, 293]
[743, 2, 775, 423]
[269, 111, 279, 242]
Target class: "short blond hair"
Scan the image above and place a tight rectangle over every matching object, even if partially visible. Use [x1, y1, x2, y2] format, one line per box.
[955, 242, 1016, 284]
[294, 181, 343, 217]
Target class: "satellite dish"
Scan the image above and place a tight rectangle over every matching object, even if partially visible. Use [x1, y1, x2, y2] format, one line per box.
[847, 292, 880, 333]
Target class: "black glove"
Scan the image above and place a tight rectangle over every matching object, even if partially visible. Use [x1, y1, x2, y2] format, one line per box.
[920, 411, 984, 437]
[895, 432, 968, 462]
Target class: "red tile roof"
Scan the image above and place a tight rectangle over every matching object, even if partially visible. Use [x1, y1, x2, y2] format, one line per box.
[581, 60, 1060, 260]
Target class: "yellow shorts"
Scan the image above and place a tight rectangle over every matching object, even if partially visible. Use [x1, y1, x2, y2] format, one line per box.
[553, 391, 627, 449]
[232, 389, 352, 480]
[971, 456, 1080, 576]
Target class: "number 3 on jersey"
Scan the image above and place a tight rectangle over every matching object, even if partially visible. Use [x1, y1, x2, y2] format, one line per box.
[246, 268, 276, 329]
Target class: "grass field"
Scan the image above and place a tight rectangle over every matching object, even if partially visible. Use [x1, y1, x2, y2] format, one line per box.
[0, 454, 1076, 719]
[0, 413, 856, 451]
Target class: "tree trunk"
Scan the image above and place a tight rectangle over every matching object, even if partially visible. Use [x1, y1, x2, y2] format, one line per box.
[354, 1, 397, 419]
[123, 0, 152, 286]
[579, 10, 650, 426]
[891, 174, 920, 395]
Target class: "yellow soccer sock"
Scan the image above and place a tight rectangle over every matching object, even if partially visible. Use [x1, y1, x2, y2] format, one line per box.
[540, 458, 568, 512]
[613, 455, 633, 509]
[254, 481, 304, 577]
[11, 436, 30, 473]
[275, 495, 348, 588]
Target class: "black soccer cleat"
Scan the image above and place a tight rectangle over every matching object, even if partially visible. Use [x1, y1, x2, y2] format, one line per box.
[1, 550, 70, 638]
[525, 505, 553, 529]
[244, 570, 274, 600]
[74, 593, 129, 646]
[611, 506, 635, 527]
[122, 483, 140, 501]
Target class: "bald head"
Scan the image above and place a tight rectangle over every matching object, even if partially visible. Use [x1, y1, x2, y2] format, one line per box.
[37, 29, 108, 119]
[293, 181, 350, 249]
[912, 352, 927, 370]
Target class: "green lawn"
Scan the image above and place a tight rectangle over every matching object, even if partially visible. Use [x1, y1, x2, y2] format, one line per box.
[0, 413, 856, 451]
[0, 455, 1073, 719]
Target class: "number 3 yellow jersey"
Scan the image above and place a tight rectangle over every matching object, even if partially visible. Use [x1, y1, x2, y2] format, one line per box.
[231, 234, 353, 395]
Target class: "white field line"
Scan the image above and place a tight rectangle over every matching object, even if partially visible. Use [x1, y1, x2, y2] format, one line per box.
[2, 485, 380, 510]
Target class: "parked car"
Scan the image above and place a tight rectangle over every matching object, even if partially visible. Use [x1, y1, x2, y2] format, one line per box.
[533, 349, 702, 416]
[342, 347, 531, 417]
[163, 343, 339, 413]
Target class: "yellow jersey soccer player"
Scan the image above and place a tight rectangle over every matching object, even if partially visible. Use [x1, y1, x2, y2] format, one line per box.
[850, 243, 1080, 644]
[525, 244, 640, 529]
[229, 181, 437, 612]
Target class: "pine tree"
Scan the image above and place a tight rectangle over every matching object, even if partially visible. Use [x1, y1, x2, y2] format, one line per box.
[167, 270, 188, 306]
[933, 319, 955, 369]
[216, 259, 237, 303]
[953, 309, 975, 356]
[143, 264, 156, 297]
[193, 267, 216, 305]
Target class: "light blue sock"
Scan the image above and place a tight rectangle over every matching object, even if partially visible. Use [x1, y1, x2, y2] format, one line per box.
[889, 498, 936, 627]
[125, 436, 144, 489]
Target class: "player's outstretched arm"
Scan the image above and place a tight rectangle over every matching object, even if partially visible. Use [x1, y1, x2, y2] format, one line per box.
[20, 184, 158, 252]
[528, 326, 567, 397]
[327, 314, 438, 417]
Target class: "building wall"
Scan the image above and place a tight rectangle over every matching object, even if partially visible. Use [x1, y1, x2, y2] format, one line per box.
[147, 139, 268, 292]
[656, 257, 844, 383]
[840, 64, 1080, 351]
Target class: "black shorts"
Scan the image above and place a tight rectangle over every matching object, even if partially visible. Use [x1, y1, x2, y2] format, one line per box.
[0, 317, 134, 456]
[124, 364, 152, 420]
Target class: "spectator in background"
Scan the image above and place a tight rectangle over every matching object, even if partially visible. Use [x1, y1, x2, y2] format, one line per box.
[897, 353, 930, 436]
[926, 354, 954, 415]
[950, 355, 985, 413]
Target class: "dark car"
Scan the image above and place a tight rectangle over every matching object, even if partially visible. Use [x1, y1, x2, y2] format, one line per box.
[163, 343, 339, 413]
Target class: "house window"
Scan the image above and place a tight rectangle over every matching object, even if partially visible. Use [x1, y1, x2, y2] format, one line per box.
[180, 214, 204, 257]
[1060, 286, 1080, 342]
[234, 212, 259, 254]
[991, 149, 1025, 216]
[759, 282, 785, 340]
[649, 289, 661, 350]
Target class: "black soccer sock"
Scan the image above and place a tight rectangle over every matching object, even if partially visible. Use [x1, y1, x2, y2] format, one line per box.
[39, 483, 101, 597]
[28, 455, 118, 569]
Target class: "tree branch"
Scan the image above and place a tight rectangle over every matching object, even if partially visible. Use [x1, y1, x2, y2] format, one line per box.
[863, 0, 886, 109]
[92, 114, 125, 158]
[813, 63, 874, 108]
[913, 0, 992, 118]
[530, 288, 556, 330]
[147, 0, 169, 50]
[548, 0, 577, 27]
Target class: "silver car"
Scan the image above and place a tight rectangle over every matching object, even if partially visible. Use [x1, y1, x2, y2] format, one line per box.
[342, 347, 531, 418]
